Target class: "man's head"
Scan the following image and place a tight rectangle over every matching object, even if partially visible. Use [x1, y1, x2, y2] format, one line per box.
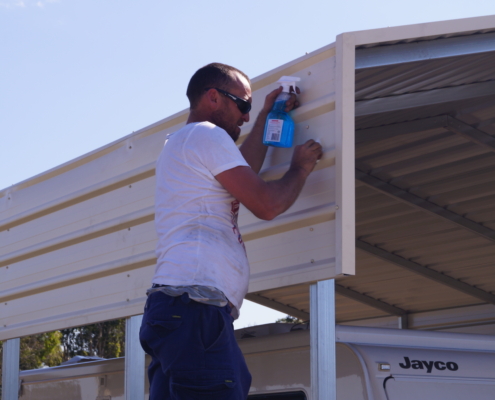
[186, 63, 252, 142]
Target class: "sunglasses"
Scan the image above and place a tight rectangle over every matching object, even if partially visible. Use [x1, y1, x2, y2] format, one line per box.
[205, 87, 251, 114]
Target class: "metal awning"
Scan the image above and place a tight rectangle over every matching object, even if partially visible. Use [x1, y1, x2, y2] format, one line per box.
[250, 28, 495, 332]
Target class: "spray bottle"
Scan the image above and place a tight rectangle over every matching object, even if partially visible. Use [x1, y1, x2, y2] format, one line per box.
[263, 76, 301, 148]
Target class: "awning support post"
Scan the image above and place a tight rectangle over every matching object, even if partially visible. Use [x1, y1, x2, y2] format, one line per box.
[310, 279, 337, 400]
[125, 315, 145, 400]
[399, 314, 409, 329]
[2, 338, 20, 400]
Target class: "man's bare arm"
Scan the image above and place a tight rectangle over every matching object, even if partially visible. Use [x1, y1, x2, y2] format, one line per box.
[217, 139, 322, 220]
[238, 108, 270, 174]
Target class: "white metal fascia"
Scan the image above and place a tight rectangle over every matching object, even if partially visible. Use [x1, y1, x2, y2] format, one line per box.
[356, 31, 495, 69]
[350, 14, 495, 47]
[335, 32, 356, 277]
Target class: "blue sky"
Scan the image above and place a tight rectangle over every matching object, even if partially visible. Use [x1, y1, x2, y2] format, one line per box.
[2, 0, 495, 327]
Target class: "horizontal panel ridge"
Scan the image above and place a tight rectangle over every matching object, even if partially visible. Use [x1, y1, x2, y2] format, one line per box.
[242, 203, 336, 242]
[0, 295, 147, 340]
[0, 250, 156, 303]
[0, 162, 156, 232]
[236, 94, 336, 145]
[0, 206, 155, 268]
[293, 96, 336, 124]
[260, 149, 336, 181]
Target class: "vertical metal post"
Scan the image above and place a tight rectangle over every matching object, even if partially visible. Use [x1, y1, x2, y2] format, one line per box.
[399, 314, 409, 329]
[125, 315, 145, 400]
[310, 279, 336, 400]
[310, 284, 319, 400]
[2, 338, 20, 400]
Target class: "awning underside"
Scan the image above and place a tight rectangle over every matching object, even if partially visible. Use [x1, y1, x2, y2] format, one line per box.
[249, 30, 495, 331]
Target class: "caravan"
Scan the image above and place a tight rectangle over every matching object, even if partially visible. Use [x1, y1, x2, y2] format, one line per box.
[17, 324, 495, 400]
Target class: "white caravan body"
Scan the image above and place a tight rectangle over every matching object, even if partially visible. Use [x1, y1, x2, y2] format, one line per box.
[17, 325, 495, 400]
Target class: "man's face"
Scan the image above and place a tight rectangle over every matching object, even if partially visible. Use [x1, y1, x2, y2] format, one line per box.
[210, 73, 252, 142]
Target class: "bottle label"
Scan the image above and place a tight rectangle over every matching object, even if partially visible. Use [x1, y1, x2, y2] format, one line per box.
[266, 119, 284, 142]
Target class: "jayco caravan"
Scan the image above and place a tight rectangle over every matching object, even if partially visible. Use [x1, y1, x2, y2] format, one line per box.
[17, 324, 495, 400]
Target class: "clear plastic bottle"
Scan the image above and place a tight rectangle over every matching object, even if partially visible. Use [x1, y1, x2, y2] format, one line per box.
[263, 76, 301, 148]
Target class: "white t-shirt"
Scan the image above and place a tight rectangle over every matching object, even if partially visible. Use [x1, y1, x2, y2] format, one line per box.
[153, 121, 250, 315]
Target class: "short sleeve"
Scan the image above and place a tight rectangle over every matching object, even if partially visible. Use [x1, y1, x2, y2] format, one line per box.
[186, 123, 249, 176]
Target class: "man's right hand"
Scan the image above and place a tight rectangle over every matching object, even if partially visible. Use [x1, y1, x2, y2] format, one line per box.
[290, 139, 323, 177]
[216, 138, 323, 221]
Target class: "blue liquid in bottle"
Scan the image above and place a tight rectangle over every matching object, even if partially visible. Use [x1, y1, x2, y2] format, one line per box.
[263, 93, 294, 148]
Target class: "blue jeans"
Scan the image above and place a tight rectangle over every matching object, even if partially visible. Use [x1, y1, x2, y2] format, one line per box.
[139, 291, 252, 400]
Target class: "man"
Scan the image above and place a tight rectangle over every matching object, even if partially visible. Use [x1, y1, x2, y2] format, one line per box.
[140, 63, 322, 400]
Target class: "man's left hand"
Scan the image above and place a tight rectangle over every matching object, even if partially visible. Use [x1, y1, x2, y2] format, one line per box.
[284, 86, 300, 112]
[262, 86, 300, 114]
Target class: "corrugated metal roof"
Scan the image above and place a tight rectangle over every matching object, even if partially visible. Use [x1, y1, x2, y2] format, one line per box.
[356, 52, 495, 100]
[340, 30, 495, 329]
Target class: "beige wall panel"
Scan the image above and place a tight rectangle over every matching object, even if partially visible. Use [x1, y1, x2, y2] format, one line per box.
[0, 45, 335, 221]
[0, 135, 155, 219]
[0, 177, 155, 254]
[239, 166, 336, 227]
[248, 220, 336, 293]
[1, 264, 155, 340]
[0, 43, 346, 339]
[0, 222, 156, 295]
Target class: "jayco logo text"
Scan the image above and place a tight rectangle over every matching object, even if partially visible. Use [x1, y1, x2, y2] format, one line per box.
[399, 357, 459, 373]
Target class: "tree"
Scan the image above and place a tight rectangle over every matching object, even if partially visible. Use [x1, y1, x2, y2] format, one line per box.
[0, 319, 125, 396]
[0, 319, 125, 374]
[276, 315, 304, 324]
[20, 331, 64, 370]
[60, 319, 126, 360]
[0, 331, 63, 374]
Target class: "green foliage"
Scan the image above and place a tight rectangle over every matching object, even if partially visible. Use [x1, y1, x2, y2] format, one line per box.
[0, 318, 125, 387]
[60, 319, 126, 360]
[0, 331, 63, 376]
[20, 331, 64, 370]
[276, 315, 304, 324]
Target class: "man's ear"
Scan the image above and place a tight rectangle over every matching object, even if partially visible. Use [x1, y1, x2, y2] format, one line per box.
[204, 88, 220, 110]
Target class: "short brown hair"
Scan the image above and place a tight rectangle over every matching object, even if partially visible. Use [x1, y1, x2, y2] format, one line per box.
[186, 63, 250, 109]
